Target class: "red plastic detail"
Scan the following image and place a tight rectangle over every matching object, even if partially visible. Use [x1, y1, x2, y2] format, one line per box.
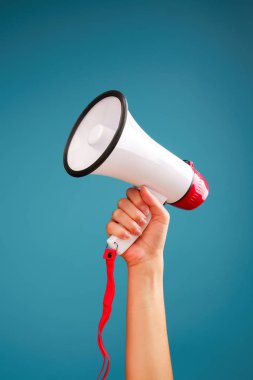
[173, 161, 209, 210]
[97, 248, 117, 380]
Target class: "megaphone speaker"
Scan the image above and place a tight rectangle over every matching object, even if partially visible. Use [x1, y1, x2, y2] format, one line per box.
[63, 90, 209, 255]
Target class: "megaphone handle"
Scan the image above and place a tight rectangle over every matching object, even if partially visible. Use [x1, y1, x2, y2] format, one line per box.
[107, 187, 167, 255]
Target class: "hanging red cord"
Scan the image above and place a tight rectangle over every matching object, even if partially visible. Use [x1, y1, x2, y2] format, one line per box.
[97, 248, 117, 379]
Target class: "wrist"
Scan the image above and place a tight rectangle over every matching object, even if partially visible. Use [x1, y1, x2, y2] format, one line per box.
[127, 256, 165, 305]
[127, 254, 164, 279]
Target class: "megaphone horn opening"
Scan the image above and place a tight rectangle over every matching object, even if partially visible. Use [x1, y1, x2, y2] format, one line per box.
[63, 90, 128, 177]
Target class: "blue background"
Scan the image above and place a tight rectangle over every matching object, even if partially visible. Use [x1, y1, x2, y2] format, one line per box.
[1, 1, 252, 379]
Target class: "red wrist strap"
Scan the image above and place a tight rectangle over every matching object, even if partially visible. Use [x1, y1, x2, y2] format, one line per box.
[97, 248, 117, 380]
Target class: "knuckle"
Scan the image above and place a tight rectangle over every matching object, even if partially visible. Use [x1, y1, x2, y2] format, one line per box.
[105, 221, 113, 234]
[112, 209, 121, 219]
[126, 187, 135, 197]
[118, 198, 126, 209]
[161, 209, 170, 223]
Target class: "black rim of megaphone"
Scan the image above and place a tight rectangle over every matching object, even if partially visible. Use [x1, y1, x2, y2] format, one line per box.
[63, 90, 128, 177]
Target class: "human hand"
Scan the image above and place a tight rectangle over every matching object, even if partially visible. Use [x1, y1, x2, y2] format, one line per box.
[106, 186, 170, 269]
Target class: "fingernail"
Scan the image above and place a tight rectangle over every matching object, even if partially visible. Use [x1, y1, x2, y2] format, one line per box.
[123, 232, 131, 239]
[134, 227, 142, 236]
[142, 207, 150, 216]
[139, 216, 147, 226]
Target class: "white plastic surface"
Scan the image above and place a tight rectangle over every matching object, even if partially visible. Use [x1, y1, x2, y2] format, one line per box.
[67, 93, 194, 202]
[107, 187, 168, 255]
[92, 109, 193, 203]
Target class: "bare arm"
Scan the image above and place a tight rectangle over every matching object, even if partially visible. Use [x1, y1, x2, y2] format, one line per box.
[106, 186, 173, 380]
[126, 260, 173, 380]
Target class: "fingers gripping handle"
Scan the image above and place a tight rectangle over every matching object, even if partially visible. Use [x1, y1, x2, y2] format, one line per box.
[107, 187, 167, 255]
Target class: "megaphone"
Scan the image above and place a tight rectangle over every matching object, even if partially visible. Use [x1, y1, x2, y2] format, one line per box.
[63, 90, 209, 255]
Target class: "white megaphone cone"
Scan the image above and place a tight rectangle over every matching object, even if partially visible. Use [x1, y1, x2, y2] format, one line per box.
[64, 90, 209, 255]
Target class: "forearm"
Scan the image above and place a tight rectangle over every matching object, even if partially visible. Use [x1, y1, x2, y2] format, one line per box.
[125, 257, 173, 380]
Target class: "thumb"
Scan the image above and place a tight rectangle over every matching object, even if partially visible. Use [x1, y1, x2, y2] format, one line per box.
[139, 186, 170, 225]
